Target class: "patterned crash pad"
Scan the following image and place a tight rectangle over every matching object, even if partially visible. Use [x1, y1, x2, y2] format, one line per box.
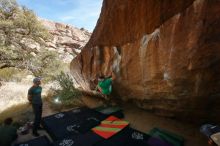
[14, 136, 51, 146]
[94, 127, 172, 146]
[53, 131, 103, 146]
[149, 128, 185, 146]
[42, 107, 106, 140]
[92, 116, 129, 139]
[54, 127, 172, 146]
[94, 106, 124, 119]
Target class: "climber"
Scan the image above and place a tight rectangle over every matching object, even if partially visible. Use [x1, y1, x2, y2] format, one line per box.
[95, 72, 116, 99]
[0, 118, 18, 146]
[27, 77, 43, 137]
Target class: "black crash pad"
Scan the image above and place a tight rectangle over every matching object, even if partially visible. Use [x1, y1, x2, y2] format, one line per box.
[94, 106, 124, 119]
[53, 131, 103, 146]
[94, 127, 172, 146]
[14, 136, 51, 146]
[65, 107, 107, 122]
[42, 107, 106, 140]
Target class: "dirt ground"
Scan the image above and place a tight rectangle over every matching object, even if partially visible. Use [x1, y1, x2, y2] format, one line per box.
[14, 96, 208, 146]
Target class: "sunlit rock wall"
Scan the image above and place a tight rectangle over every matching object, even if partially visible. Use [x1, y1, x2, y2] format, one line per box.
[71, 0, 220, 122]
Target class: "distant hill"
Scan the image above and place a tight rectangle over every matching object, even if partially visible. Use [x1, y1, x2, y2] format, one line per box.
[39, 18, 91, 63]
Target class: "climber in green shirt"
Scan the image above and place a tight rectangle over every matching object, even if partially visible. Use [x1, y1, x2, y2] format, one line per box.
[96, 72, 115, 99]
[97, 77, 112, 95]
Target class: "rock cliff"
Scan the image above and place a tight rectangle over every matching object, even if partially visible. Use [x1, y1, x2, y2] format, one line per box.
[70, 0, 220, 123]
[40, 19, 91, 63]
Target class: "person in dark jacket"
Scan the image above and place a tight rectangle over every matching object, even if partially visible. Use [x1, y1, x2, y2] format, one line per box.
[28, 77, 43, 137]
[0, 118, 18, 146]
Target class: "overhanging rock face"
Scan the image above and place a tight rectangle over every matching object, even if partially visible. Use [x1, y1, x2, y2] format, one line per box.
[70, 0, 220, 122]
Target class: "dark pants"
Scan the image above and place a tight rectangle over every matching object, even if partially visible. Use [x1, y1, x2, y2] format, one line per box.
[32, 104, 42, 133]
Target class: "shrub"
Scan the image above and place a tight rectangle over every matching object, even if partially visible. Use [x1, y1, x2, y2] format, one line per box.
[0, 0, 54, 78]
[49, 72, 83, 108]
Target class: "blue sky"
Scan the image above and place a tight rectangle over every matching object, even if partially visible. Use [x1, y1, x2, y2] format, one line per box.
[17, 0, 103, 32]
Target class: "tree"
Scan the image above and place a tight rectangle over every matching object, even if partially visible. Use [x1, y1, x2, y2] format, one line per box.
[0, 0, 50, 45]
[0, 0, 63, 80]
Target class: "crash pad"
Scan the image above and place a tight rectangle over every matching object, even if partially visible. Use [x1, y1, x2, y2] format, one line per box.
[94, 106, 124, 118]
[94, 127, 172, 146]
[53, 131, 103, 146]
[92, 116, 129, 139]
[14, 136, 50, 146]
[42, 107, 106, 140]
[149, 127, 184, 146]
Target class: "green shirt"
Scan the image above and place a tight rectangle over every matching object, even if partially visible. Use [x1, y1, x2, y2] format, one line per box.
[98, 78, 112, 95]
[0, 125, 17, 146]
[28, 86, 42, 104]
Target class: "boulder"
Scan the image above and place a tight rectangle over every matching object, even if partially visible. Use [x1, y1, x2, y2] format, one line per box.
[70, 0, 220, 123]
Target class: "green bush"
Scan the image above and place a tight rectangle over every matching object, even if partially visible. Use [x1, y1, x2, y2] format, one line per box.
[50, 72, 83, 107]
